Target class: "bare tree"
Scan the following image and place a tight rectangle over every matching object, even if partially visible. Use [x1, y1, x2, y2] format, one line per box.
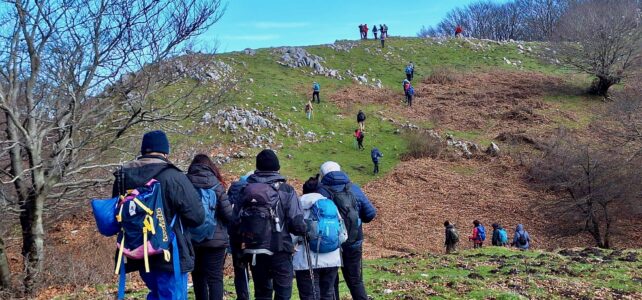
[529, 130, 640, 248]
[551, 0, 642, 96]
[0, 0, 229, 293]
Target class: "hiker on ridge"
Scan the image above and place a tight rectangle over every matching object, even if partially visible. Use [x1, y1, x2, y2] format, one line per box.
[444, 221, 459, 254]
[357, 110, 366, 131]
[455, 25, 463, 38]
[512, 224, 531, 250]
[468, 220, 486, 248]
[358, 24, 364, 39]
[227, 171, 254, 300]
[491, 223, 509, 247]
[380, 30, 385, 48]
[187, 154, 234, 300]
[316, 161, 377, 300]
[111, 130, 204, 299]
[312, 81, 321, 104]
[371, 147, 383, 174]
[293, 175, 348, 300]
[363, 24, 369, 39]
[372, 25, 378, 40]
[235, 149, 307, 300]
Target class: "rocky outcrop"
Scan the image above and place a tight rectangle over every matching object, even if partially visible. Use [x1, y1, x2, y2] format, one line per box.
[273, 47, 342, 79]
[158, 54, 233, 83]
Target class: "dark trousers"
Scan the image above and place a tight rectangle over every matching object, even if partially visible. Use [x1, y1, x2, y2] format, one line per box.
[373, 162, 379, 174]
[250, 252, 293, 300]
[411, 71, 414, 81]
[357, 138, 364, 150]
[312, 91, 320, 103]
[380, 40, 385, 48]
[407, 94, 413, 107]
[232, 249, 250, 300]
[334, 245, 368, 300]
[374, 32, 378, 39]
[295, 267, 339, 300]
[406, 73, 412, 81]
[193, 247, 226, 300]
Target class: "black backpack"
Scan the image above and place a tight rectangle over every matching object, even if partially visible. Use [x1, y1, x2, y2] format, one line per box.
[237, 182, 284, 260]
[322, 184, 360, 244]
[517, 232, 527, 246]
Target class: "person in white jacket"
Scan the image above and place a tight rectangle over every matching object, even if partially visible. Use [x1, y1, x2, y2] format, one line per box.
[292, 176, 348, 300]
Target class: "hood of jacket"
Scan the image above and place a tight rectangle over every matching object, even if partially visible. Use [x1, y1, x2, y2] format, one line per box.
[320, 171, 351, 186]
[446, 224, 455, 230]
[117, 156, 178, 191]
[186, 164, 219, 189]
[247, 171, 287, 185]
[516, 224, 525, 233]
[300, 193, 325, 210]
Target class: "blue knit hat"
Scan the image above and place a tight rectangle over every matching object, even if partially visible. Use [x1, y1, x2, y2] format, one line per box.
[141, 130, 170, 154]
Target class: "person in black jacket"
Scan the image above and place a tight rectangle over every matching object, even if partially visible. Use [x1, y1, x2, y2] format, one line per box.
[235, 149, 306, 300]
[112, 130, 204, 299]
[357, 110, 366, 131]
[187, 154, 234, 300]
[227, 171, 254, 300]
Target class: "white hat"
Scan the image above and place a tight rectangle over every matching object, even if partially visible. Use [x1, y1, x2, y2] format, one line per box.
[319, 161, 341, 179]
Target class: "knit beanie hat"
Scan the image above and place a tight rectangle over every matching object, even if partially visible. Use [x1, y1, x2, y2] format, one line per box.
[256, 149, 280, 172]
[141, 130, 170, 154]
[319, 161, 341, 179]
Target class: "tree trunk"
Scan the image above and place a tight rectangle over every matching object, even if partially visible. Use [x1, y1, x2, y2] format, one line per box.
[590, 76, 616, 96]
[20, 194, 45, 294]
[0, 236, 11, 290]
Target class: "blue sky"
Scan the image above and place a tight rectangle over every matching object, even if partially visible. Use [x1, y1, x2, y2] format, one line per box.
[198, 0, 504, 53]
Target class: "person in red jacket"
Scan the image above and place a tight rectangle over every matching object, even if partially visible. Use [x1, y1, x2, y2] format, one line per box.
[455, 25, 463, 38]
[468, 220, 485, 248]
[364, 24, 369, 39]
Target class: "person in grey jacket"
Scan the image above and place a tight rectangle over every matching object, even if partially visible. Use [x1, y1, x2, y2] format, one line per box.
[293, 176, 348, 300]
[187, 154, 234, 300]
[512, 224, 531, 250]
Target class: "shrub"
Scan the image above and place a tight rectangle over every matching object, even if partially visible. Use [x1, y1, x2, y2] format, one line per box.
[425, 67, 460, 85]
[403, 131, 447, 160]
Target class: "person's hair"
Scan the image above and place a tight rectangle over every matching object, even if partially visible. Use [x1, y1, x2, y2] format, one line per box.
[492, 223, 499, 228]
[190, 154, 227, 188]
[302, 174, 320, 194]
[444, 220, 450, 227]
[473, 220, 480, 227]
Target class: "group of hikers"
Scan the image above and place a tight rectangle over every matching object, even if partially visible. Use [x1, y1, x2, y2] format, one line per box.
[96, 130, 378, 300]
[358, 23, 388, 48]
[444, 220, 532, 254]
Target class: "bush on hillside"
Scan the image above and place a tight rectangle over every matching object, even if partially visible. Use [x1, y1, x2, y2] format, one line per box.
[425, 67, 460, 85]
[402, 131, 448, 160]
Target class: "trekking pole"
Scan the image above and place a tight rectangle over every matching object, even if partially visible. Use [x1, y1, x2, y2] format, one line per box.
[303, 237, 318, 299]
[245, 264, 251, 300]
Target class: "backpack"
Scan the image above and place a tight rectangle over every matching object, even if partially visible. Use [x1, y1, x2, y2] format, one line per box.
[517, 232, 527, 246]
[408, 86, 415, 95]
[405, 66, 413, 74]
[307, 198, 342, 253]
[189, 185, 219, 243]
[322, 184, 360, 244]
[305, 103, 312, 112]
[449, 227, 460, 243]
[498, 228, 509, 245]
[237, 182, 284, 259]
[313, 83, 320, 91]
[477, 225, 486, 241]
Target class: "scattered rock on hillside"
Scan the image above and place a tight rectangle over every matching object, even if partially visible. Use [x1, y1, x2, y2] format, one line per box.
[328, 40, 358, 52]
[274, 47, 342, 79]
[243, 48, 256, 56]
[158, 54, 233, 83]
[486, 143, 500, 157]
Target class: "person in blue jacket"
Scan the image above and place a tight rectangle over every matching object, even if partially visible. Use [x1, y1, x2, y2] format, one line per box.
[371, 148, 383, 174]
[316, 161, 377, 300]
[512, 224, 531, 250]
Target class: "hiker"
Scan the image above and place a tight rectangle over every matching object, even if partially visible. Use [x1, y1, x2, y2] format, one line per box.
[371, 148, 383, 174]
[512, 224, 531, 250]
[409, 62, 415, 80]
[305, 100, 313, 120]
[402, 79, 410, 94]
[316, 161, 377, 300]
[405, 63, 414, 81]
[468, 220, 486, 248]
[312, 82, 320, 103]
[187, 154, 234, 300]
[293, 175, 348, 300]
[491, 223, 509, 247]
[380, 30, 385, 48]
[444, 221, 459, 254]
[406, 84, 415, 107]
[455, 25, 463, 38]
[372, 25, 378, 40]
[358, 24, 363, 39]
[363, 24, 368, 39]
[111, 130, 204, 299]
[227, 172, 254, 300]
[356, 110, 366, 131]
[235, 149, 307, 300]
[382, 24, 388, 36]
[354, 129, 365, 150]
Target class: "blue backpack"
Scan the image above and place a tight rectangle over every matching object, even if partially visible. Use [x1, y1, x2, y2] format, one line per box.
[477, 225, 486, 241]
[405, 66, 413, 74]
[307, 199, 342, 253]
[313, 83, 320, 91]
[498, 228, 509, 244]
[189, 185, 219, 243]
[407, 86, 415, 95]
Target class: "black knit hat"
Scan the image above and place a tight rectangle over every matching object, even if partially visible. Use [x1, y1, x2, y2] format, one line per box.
[256, 149, 280, 172]
[141, 130, 170, 154]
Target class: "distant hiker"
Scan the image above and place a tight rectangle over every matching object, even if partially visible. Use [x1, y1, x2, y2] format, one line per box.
[305, 100, 313, 120]
[409, 62, 415, 80]
[512, 224, 531, 250]
[406, 84, 415, 107]
[372, 25, 378, 40]
[317, 161, 377, 300]
[402, 79, 410, 94]
[444, 221, 459, 254]
[491, 223, 509, 247]
[371, 147, 383, 174]
[468, 220, 486, 248]
[363, 24, 369, 39]
[235, 149, 307, 300]
[383, 24, 388, 36]
[380, 31, 385, 48]
[187, 154, 234, 300]
[356, 110, 366, 131]
[354, 129, 365, 150]
[455, 25, 463, 38]
[294, 175, 348, 300]
[110, 130, 204, 299]
[405, 63, 414, 81]
[227, 171, 254, 300]
[358, 24, 364, 39]
[312, 81, 321, 103]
